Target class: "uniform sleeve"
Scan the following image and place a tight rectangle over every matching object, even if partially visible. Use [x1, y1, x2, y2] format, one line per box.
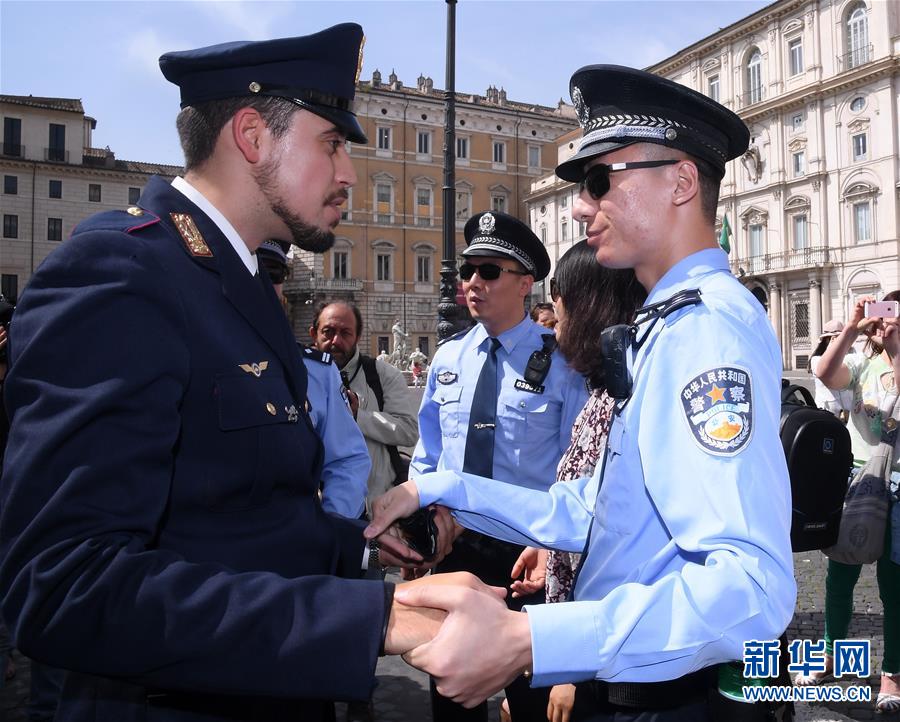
[526, 309, 796, 686]
[318, 363, 370, 518]
[410, 363, 441, 475]
[0, 232, 386, 699]
[415, 470, 596, 552]
[356, 362, 419, 448]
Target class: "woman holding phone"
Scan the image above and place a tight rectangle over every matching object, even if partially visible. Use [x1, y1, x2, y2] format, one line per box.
[800, 292, 900, 713]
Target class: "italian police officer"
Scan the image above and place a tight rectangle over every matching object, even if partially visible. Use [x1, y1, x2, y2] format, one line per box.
[369, 66, 795, 721]
[410, 210, 588, 722]
[0, 25, 460, 722]
[256, 239, 371, 519]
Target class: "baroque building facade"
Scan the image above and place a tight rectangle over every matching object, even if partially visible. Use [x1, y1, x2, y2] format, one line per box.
[528, 0, 899, 371]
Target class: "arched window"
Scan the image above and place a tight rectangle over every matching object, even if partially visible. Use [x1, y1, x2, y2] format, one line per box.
[747, 50, 763, 104]
[847, 4, 869, 68]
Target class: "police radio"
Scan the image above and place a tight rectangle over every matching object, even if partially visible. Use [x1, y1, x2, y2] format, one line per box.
[601, 289, 703, 401]
[524, 334, 557, 387]
[601, 324, 636, 400]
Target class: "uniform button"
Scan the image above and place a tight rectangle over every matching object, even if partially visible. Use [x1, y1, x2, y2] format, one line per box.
[519, 401, 526, 408]
[266, 402, 277, 416]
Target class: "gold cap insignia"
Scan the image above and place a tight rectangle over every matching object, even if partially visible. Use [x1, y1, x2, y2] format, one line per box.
[355, 36, 365, 84]
[239, 361, 269, 377]
[126, 206, 144, 217]
[170, 213, 213, 257]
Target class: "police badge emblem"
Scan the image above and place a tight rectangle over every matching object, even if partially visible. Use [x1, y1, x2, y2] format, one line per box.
[680, 366, 753, 456]
[437, 371, 458, 385]
[571, 85, 589, 127]
[478, 213, 496, 235]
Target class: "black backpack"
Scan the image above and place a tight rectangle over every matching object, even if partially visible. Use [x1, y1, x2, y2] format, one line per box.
[780, 384, 852, 552]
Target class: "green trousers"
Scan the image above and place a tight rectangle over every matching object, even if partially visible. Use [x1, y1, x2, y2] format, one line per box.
[824, 520, 900, 674]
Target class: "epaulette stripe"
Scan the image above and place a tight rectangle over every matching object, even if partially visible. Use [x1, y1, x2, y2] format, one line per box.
[126, 217, 161, 234]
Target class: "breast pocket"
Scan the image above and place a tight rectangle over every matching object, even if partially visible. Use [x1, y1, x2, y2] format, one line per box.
[434, 384, 463, 439]
[499, 389, 555, 438]
[206, 371, 303, 510]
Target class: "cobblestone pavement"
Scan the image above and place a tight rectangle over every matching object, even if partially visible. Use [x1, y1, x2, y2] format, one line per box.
[1, 552, 893, 722]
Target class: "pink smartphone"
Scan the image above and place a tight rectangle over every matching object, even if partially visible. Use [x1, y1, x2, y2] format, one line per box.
[864, 300, 900, 318]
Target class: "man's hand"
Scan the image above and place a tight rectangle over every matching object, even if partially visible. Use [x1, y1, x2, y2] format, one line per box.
[384, 572, 505, 655]
[509, 546, 548, 598]
[377, 526, 425, 568]
[365, 481, 421, 540]
[395, 576, 533, 708]
[547, 683, 576, 722]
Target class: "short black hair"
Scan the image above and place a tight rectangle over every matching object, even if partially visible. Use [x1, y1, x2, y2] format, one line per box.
[176, 96, 299, 171]
[311, 300, 363, 337]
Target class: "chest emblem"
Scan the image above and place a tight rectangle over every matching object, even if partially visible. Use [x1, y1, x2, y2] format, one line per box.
[680, 366, 753, 456]
[239, 361, 269, 378]
[437, 371, 458, 385]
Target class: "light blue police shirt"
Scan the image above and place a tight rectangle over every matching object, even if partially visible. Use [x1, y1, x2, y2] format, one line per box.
[410, 314, 588, 491]
[413, 248, 796, 687]
[302, 347, 370, 518]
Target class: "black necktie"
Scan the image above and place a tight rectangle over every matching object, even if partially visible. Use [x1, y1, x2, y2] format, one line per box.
[463, 337, 502, 477]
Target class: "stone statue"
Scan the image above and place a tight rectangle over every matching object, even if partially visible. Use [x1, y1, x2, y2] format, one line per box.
[390, 319, 409, 366]
[741, 141, 762, 184]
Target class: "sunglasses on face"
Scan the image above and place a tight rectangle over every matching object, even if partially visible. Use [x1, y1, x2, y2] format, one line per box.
[579, 159, 681, 200]
[549, 277, 560, 302]
[459, 262, 529, 282]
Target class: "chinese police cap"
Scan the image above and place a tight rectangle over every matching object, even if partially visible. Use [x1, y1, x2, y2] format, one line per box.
[159, 23, 367, 143]
[556, 65, 750, 183]
[462, 211, 550, 282]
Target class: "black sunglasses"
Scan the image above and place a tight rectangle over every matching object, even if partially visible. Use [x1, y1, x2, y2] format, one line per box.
[459, 262, 529, 281]
[579, 159, 681, 200]
[549, 277, 560, 302]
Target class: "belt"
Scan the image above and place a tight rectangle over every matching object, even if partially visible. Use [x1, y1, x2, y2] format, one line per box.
[586, 667, 714, 710]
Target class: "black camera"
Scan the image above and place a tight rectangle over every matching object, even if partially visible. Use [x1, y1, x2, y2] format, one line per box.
[397, 507, 439, 561]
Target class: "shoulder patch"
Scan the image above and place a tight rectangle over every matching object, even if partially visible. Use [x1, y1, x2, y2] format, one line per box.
[437, 370, 458, 385]
[680, 365, 753, 456]
[302, 346, 333, 365]
[170, 212, 213, 257]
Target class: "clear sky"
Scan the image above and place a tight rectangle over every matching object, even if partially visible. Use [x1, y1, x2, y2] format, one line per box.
[2, 0, 771, 166]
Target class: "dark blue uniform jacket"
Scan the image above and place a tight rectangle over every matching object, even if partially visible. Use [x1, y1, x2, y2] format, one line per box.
[0, 177, 387, 722]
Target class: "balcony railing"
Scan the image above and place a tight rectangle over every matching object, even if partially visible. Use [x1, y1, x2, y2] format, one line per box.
[839, 44, 873, 71]
[740, 86, 765, 108]
[732, 245, 830, 275]
[44, 147, 69, 163]
[2, 143, 24, 158]
[292, 275, 363, 292]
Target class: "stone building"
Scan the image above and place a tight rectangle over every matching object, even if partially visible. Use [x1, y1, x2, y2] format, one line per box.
[528, 0, 900, 371]
[1, 95, 181, 304]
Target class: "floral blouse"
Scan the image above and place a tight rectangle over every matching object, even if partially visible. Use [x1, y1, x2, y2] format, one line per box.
[545, 389, 616, 603]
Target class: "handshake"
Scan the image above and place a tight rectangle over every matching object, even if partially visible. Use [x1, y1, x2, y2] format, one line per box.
[363, 482, 535, 709]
